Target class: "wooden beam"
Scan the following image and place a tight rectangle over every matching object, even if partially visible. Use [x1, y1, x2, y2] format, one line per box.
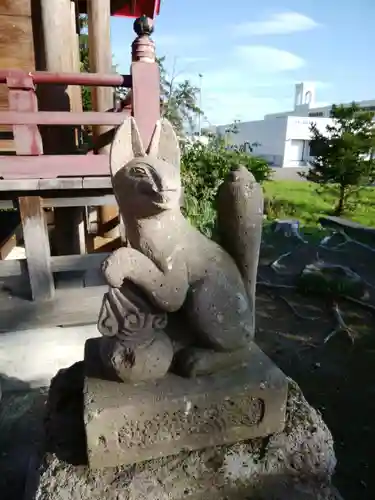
[0, 154, 111, 180]
[18, 196, 54, 301]
[87, 0, 120, 240]
[39, 0, 76, 118]
[0, 285, 107, 331]
[0, 0, 32, 17]
[0, 252, 110, 278]
[0, 1, 35, 152]
[39, 0, 86, 258]
[87, 0, 113, 144]
[43, 195, 116, 207]
[0, 110, 130, 126]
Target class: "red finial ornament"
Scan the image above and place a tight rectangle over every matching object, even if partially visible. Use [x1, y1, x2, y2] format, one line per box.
[132, 16, 155, 62]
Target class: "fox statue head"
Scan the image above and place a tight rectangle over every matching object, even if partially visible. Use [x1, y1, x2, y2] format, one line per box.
[110, 117, 181, 219]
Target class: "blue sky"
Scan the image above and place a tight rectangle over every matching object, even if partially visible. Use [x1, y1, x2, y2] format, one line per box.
[111, 0, 375, 127]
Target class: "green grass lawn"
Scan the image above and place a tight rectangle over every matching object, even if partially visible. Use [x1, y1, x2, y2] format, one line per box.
[263, 180, 375, 228]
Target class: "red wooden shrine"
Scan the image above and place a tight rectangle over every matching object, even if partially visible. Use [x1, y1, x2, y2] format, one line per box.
[0, 0, 162, 321]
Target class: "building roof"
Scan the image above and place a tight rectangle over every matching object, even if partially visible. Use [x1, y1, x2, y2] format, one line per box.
[78, 0, 160, 18]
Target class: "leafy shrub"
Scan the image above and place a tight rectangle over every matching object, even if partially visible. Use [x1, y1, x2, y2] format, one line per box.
[181, 137, 271, 237]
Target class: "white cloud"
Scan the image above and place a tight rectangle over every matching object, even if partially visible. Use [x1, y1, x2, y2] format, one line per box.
[233, 12, 320, 37]
[179, 62, 332, 125]
[204, 91, 291, 125]
[185, 70, 330, 94]
[235, 45, 305, 72]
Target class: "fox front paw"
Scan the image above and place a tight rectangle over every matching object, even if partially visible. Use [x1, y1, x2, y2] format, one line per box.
[101, 251, 126, 288]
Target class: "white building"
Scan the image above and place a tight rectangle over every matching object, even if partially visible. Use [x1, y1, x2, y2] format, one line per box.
[216, 83, 375, 168]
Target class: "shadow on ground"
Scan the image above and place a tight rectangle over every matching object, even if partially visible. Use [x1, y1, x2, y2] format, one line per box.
[257, 227, 375, 500]
[0, 380, 48, 500]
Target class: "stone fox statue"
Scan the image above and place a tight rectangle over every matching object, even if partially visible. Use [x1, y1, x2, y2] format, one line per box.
[101, 117, 263, 374]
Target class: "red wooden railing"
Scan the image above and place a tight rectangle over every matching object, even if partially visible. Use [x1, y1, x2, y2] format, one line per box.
[0, 12, 160, 183]
[0, 69, 133, 179]
[0, 71, 132, 87]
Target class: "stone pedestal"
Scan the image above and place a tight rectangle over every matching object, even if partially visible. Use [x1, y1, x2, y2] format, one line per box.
[28, 363, 342, 500]
[84, 341, 288, 469]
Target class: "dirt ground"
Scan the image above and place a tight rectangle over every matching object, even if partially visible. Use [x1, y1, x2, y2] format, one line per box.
[0, 227, 374, 500]
[256, 228, 375, 500]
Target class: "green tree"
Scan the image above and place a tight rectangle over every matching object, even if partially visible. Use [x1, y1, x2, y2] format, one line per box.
[158, 57, 203, 136]
[181, 137, 271, 237]
[304, 103, 375, 215]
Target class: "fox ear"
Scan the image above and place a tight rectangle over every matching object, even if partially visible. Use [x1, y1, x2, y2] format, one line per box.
[109, 116, 145, 177]
[147, 118, 180, 170]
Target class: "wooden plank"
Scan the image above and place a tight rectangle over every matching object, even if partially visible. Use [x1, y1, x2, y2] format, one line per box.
[0, 154, 110, 179]
[18, 196, 54, 300]
[0, 285, 107, 331]
[0, 179, 39, 190]
[38, 178, 83, 190]
[0, 251, 110, 278]
[0, 14, 34, 69]
[52, 252, 109, 273]
[0, 111, 130, 126]
[0, 137, 14, 152]
[83, 176, 112, 189]
[98, 205, 120, 238]
[7, 74, 44, 156]
[0, 121, 15, 152]
[0, 70, 132, 87]
[0, 177, 113, 191]
[0, 196, 116, 208]
[0, 0, 32, 17]
[0, 8, 35, 147]
[43, 194, 116, 207]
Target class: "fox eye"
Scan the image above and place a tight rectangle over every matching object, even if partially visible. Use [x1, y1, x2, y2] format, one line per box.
[130, 166, 148, 178]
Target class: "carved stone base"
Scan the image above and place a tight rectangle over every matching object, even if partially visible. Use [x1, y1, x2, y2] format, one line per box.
[28, 363, 342, 500]
[98, 332, 174, 382]
[83, 342, 288, 469]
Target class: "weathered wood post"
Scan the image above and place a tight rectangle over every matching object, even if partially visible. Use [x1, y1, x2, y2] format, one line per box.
[39, 0, 76, 152]
[39, 0, 86, 257]
[87, 0, 119, 242]
[8, 70, 55, 301]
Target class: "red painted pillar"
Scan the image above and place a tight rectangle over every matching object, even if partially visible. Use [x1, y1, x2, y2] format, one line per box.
[131, 16, 160, 151]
